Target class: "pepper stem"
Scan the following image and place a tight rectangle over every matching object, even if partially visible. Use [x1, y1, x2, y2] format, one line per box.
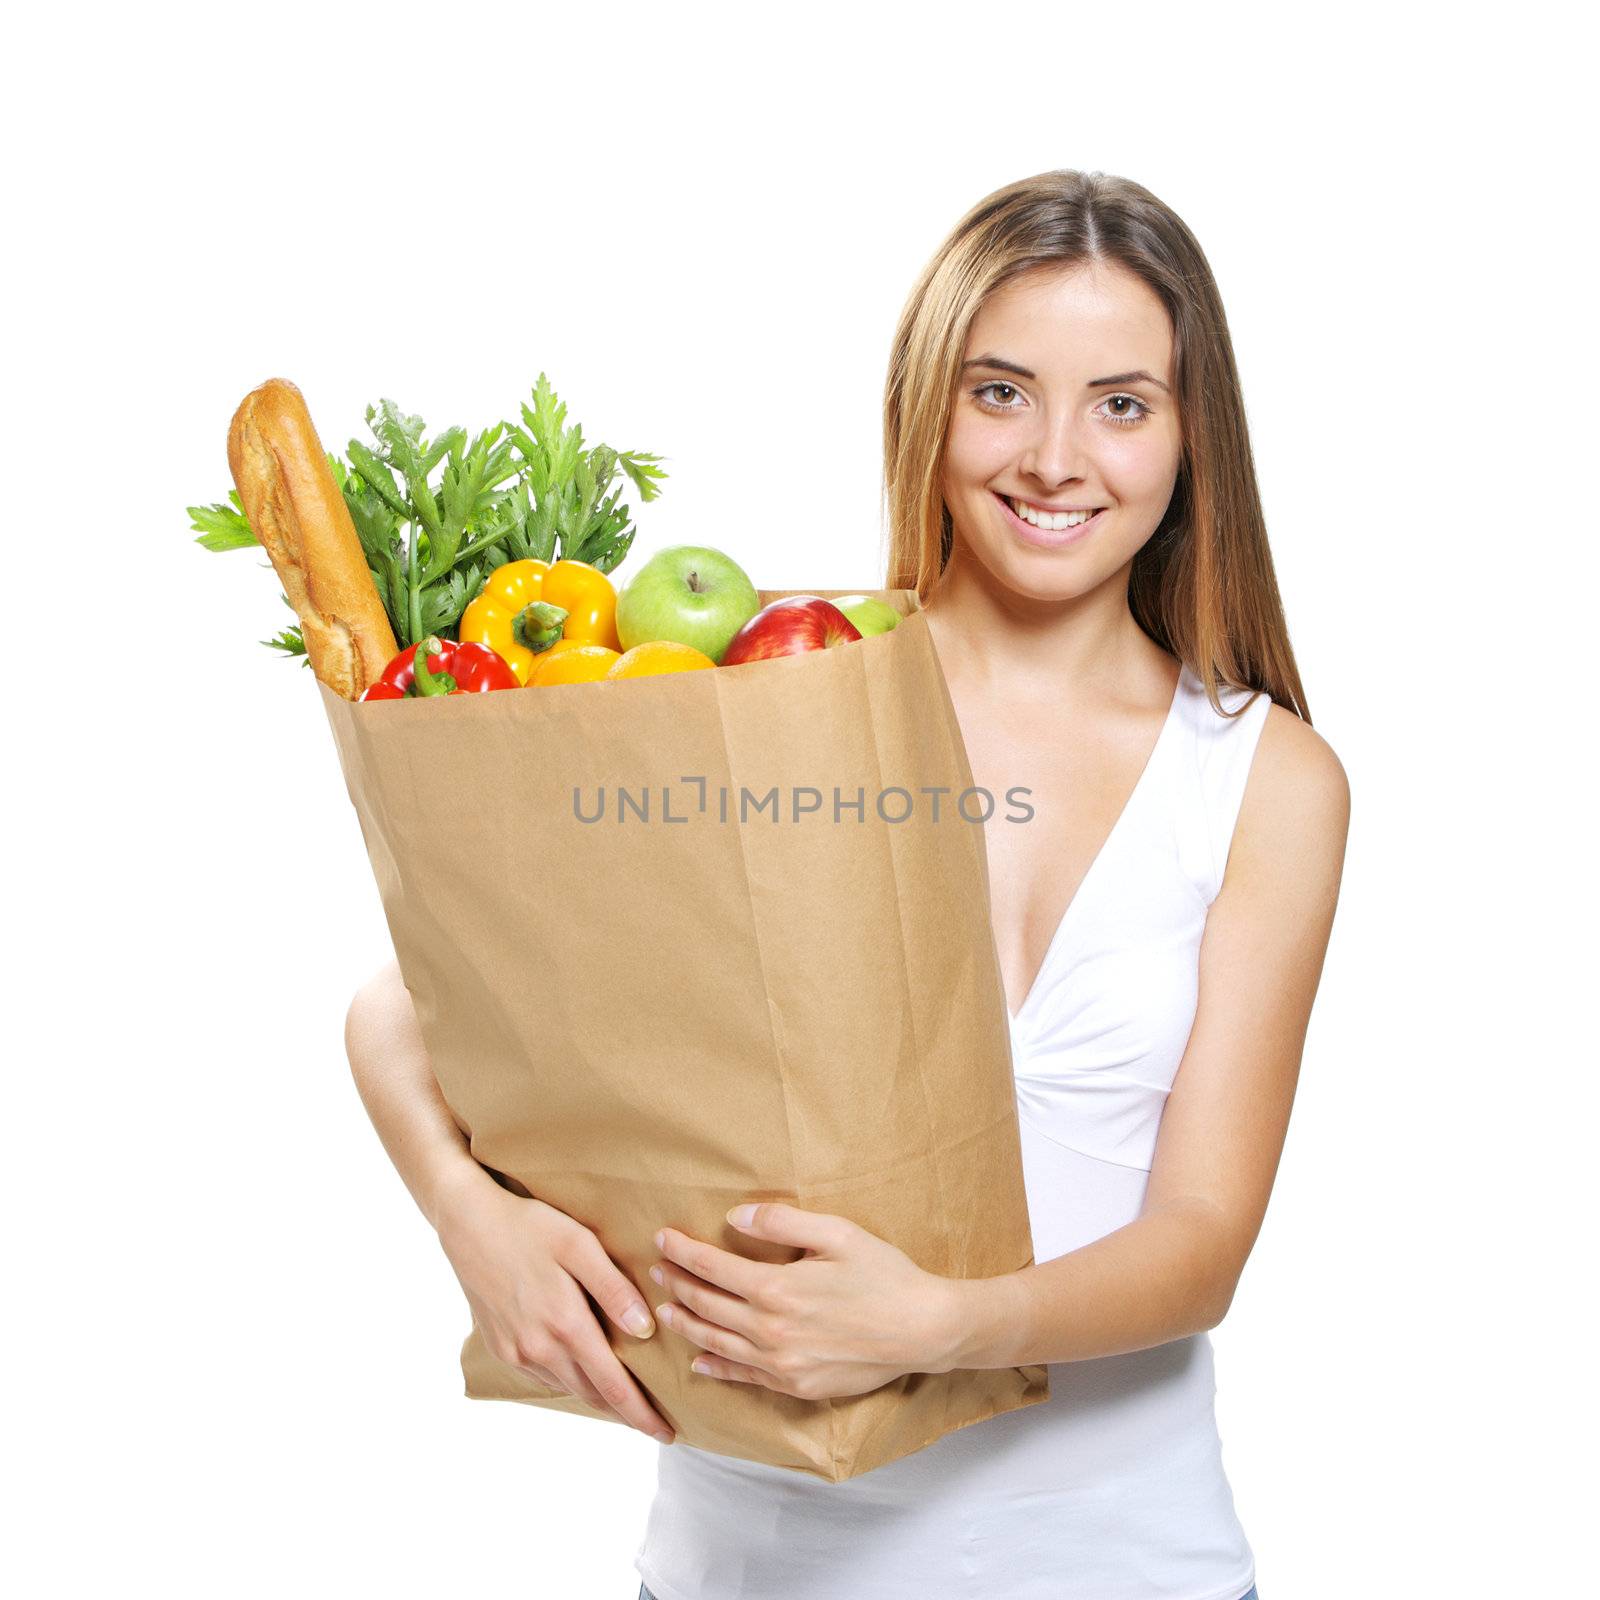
[411, 636, 457, 696]
[513, 601, 570, 654]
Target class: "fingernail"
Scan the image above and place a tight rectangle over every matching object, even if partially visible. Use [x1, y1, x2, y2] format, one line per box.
[652, 1430, 675, 1445]
[624, 1303, 655, 1337]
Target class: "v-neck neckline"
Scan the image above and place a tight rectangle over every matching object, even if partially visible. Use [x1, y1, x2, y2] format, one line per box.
[1005, 662, 1189, 1029]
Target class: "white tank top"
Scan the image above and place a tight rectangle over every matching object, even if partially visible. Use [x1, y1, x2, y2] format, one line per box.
[635, 661, 1271, 1600]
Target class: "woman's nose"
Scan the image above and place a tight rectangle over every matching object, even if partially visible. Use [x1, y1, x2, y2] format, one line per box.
[1017, 412, 1093, 488]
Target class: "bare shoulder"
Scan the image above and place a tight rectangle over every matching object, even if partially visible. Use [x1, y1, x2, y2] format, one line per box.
[1256, 701, 1349, 830]
[1225, 699, 1350, 902]
[346, 957, 413, 1036]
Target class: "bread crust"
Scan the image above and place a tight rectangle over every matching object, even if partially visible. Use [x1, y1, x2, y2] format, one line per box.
[227, 379, 399, 700]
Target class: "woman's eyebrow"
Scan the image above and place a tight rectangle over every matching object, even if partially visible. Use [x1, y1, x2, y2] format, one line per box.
[961, 355, 1171, 394]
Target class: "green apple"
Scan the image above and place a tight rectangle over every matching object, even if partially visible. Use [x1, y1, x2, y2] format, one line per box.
[831, 594, 900, 638]
[616, 545, 762, 663]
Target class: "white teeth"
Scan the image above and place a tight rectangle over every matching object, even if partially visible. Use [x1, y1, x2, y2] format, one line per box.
[1008, 496, 1098, 531]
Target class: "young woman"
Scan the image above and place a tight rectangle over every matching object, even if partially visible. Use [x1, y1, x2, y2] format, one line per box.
[346, 171, 1347, 1600]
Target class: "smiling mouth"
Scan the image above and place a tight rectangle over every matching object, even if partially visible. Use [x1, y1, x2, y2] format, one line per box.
[996, 491, 1105, 528]
[991, 490, 1107, 542]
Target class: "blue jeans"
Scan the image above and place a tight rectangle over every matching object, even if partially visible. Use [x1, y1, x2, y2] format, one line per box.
[638, 1587, 1259, 1599]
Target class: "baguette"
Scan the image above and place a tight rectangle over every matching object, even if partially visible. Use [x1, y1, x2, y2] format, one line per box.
[227, 378, 399, 701]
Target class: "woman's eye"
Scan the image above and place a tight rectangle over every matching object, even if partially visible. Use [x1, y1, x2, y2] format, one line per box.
[972, 381, 1022, 410]
[1099, 394, 1152, 426]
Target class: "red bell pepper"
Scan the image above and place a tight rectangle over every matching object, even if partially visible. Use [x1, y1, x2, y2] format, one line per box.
[360, 635, 521, 700]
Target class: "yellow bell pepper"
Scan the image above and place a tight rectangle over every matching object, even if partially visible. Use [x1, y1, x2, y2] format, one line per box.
[459, 558, 622, 686]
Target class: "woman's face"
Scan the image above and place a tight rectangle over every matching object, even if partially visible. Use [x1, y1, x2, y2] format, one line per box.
[939, 261, 1182, 603]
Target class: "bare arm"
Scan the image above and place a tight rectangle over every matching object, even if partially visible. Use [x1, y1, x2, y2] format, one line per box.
[342, 958, 678, 1443]
[344, 958, 494, 1232]
[942, 708, 1350, 1371]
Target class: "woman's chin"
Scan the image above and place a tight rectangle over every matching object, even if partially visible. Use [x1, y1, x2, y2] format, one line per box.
[971, 546, 1105, 605]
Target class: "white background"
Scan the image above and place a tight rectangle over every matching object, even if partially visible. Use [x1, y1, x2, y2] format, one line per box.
[8, 3, 1595, 1596]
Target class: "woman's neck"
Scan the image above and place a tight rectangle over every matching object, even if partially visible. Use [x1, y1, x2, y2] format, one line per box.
[921, 549, 1170, 710]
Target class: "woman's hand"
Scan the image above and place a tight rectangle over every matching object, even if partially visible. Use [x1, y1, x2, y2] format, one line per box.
[436, 1173, 677, 1444]
[649, 1203, 960, 1400]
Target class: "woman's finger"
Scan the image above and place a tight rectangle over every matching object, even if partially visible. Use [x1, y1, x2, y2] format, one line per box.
[657, 1296, 777, 1376]
[653, 1260, 769, 1345]
[545, 1356, 647, 1431]
[689, 1354, 773, 1388]
[564, 1323, 676, 1441]
[656, 1227, 783, 1304]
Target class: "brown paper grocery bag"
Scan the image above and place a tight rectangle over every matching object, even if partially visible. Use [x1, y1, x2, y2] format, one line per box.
[318, 587, 1049, 1482]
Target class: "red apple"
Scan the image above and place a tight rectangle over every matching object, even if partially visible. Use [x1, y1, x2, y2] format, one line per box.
[719, 595, 863, 665]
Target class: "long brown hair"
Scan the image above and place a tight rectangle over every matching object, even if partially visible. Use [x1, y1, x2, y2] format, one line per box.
[882, 170, 1310, 723]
